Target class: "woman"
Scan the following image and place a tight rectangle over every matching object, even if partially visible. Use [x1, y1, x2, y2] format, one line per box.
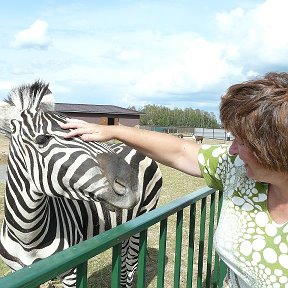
[61, 72, 288, 287]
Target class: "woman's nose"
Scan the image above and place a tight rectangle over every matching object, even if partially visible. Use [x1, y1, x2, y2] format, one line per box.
[229, 140, 239, 155]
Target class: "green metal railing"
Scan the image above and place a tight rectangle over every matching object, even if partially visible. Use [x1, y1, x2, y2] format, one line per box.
[0, 187, 227, 288]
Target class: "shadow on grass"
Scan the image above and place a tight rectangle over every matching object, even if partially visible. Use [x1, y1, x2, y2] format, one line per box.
[87, 247, 168, 288]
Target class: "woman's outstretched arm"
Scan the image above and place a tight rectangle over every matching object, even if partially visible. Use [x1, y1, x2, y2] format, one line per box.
[61, 121, 203, 177]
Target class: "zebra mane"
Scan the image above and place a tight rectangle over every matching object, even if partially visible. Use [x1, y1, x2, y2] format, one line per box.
[0, 80, 55, 137]
[4, 80, 53, 111]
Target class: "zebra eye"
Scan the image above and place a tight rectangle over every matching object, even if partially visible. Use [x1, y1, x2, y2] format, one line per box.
[35, 134, 52, 146]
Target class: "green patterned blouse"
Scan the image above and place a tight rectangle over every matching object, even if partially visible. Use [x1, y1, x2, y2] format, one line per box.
[198, 145, 288, 288]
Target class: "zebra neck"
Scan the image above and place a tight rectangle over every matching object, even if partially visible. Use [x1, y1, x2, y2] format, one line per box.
[5, 158, 48, 232]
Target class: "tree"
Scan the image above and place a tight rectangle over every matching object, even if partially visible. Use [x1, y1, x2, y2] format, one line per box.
[136, 105, 220, 128]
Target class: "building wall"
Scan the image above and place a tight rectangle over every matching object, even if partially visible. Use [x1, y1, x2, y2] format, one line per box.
[118, 117, 139, 127]
[59, 112, 140, 127]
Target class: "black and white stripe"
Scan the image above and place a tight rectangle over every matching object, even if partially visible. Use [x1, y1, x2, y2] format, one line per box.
[0, 81, 162, 287]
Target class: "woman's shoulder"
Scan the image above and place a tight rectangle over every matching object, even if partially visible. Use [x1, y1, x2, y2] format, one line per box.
[199, 144, 234, 162]
[198, 144, 241, 190]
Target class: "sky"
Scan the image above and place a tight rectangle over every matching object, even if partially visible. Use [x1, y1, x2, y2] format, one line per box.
[0, 0, 288, 119]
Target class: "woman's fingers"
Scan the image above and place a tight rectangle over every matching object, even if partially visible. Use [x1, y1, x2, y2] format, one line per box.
[62, 128, 96, 139]
[66, 118, 87, 124]
[60, 123, 86, 130]
[60, 119, 115, 142]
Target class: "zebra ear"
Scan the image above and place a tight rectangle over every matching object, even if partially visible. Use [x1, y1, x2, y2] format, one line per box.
[28, 80, 54, 111]
[0, 102, 14, 138]
[39, 92, 55, 112]
[0, 81, 55, 138]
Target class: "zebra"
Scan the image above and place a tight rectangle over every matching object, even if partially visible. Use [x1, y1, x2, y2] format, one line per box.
[0, 80, 162, 287]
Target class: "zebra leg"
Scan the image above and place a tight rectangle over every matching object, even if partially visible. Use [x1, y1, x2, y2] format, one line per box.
[39, 280, 59, 288]
[120, 234, 140, 287]
[59, 268, 77, 288]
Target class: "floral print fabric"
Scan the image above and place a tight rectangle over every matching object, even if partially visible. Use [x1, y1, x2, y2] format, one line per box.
[198, 145, 288, 288]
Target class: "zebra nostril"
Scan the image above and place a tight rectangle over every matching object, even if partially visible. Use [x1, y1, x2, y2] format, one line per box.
[114, 178, 126, 196]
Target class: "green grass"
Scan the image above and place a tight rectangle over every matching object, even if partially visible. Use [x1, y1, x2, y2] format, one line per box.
[0, 165, 207, 287]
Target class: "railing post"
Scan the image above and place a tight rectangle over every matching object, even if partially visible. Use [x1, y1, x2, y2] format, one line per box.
[157, 219, 168, 288]
[205, 193, 216, 287]
[186, 203, 196, 288]
[76, 262, 88, 288]
[197, 197, 207, 288]
[111, 243, 122, 288]
[137, 229, 148, 287]
[219, 259, 228, 287]
[174, 210, 184, 288]
[213, 191, 226, 287]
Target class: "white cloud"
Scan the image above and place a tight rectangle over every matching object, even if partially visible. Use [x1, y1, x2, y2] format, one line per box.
[247, 70, 259, 78]
[217, 8, 245, 33]
[120, 0, 288, 109]
[131, 37, 242, 97]
[12, 67, 33, 75]
[50, 83, 71, 95]
[11, 20, 51, 50]
[2, 0, 288, 118]
[216, 0, 288, 65]
[0, 81, 14, 91]
[118, 50, 142, 61]
[251, 0, 288, 62]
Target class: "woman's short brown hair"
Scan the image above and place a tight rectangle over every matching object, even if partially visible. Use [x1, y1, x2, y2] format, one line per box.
[220, 72, 288, 172]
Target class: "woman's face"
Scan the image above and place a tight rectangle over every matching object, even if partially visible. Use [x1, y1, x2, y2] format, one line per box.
[229, 138, 270, 181]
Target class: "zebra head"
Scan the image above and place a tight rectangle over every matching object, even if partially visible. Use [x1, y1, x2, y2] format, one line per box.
[0, 80, 140, 210]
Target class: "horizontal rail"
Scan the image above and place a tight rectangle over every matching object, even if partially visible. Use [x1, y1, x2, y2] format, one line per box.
[0, 186, 223, 288]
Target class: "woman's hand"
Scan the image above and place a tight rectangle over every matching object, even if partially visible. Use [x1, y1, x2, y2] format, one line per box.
[60, 119, 116, 142]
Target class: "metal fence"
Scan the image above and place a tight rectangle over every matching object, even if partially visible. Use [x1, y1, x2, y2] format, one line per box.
[0, 187, 227, 288]
[141, 126, 233, 140]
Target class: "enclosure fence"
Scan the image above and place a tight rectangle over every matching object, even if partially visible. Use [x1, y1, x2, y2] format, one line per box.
[0, 187, 227, 288]
[141, 126, 232, 141]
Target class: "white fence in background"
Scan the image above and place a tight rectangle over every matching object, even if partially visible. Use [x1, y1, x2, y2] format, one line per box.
[141, 126, 234, 140]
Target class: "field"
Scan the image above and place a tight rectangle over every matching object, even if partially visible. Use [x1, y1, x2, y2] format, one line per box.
[0, 135, 227, 287]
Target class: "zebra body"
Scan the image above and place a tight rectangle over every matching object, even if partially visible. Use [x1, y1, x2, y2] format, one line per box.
[0, 81, 162, 287]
